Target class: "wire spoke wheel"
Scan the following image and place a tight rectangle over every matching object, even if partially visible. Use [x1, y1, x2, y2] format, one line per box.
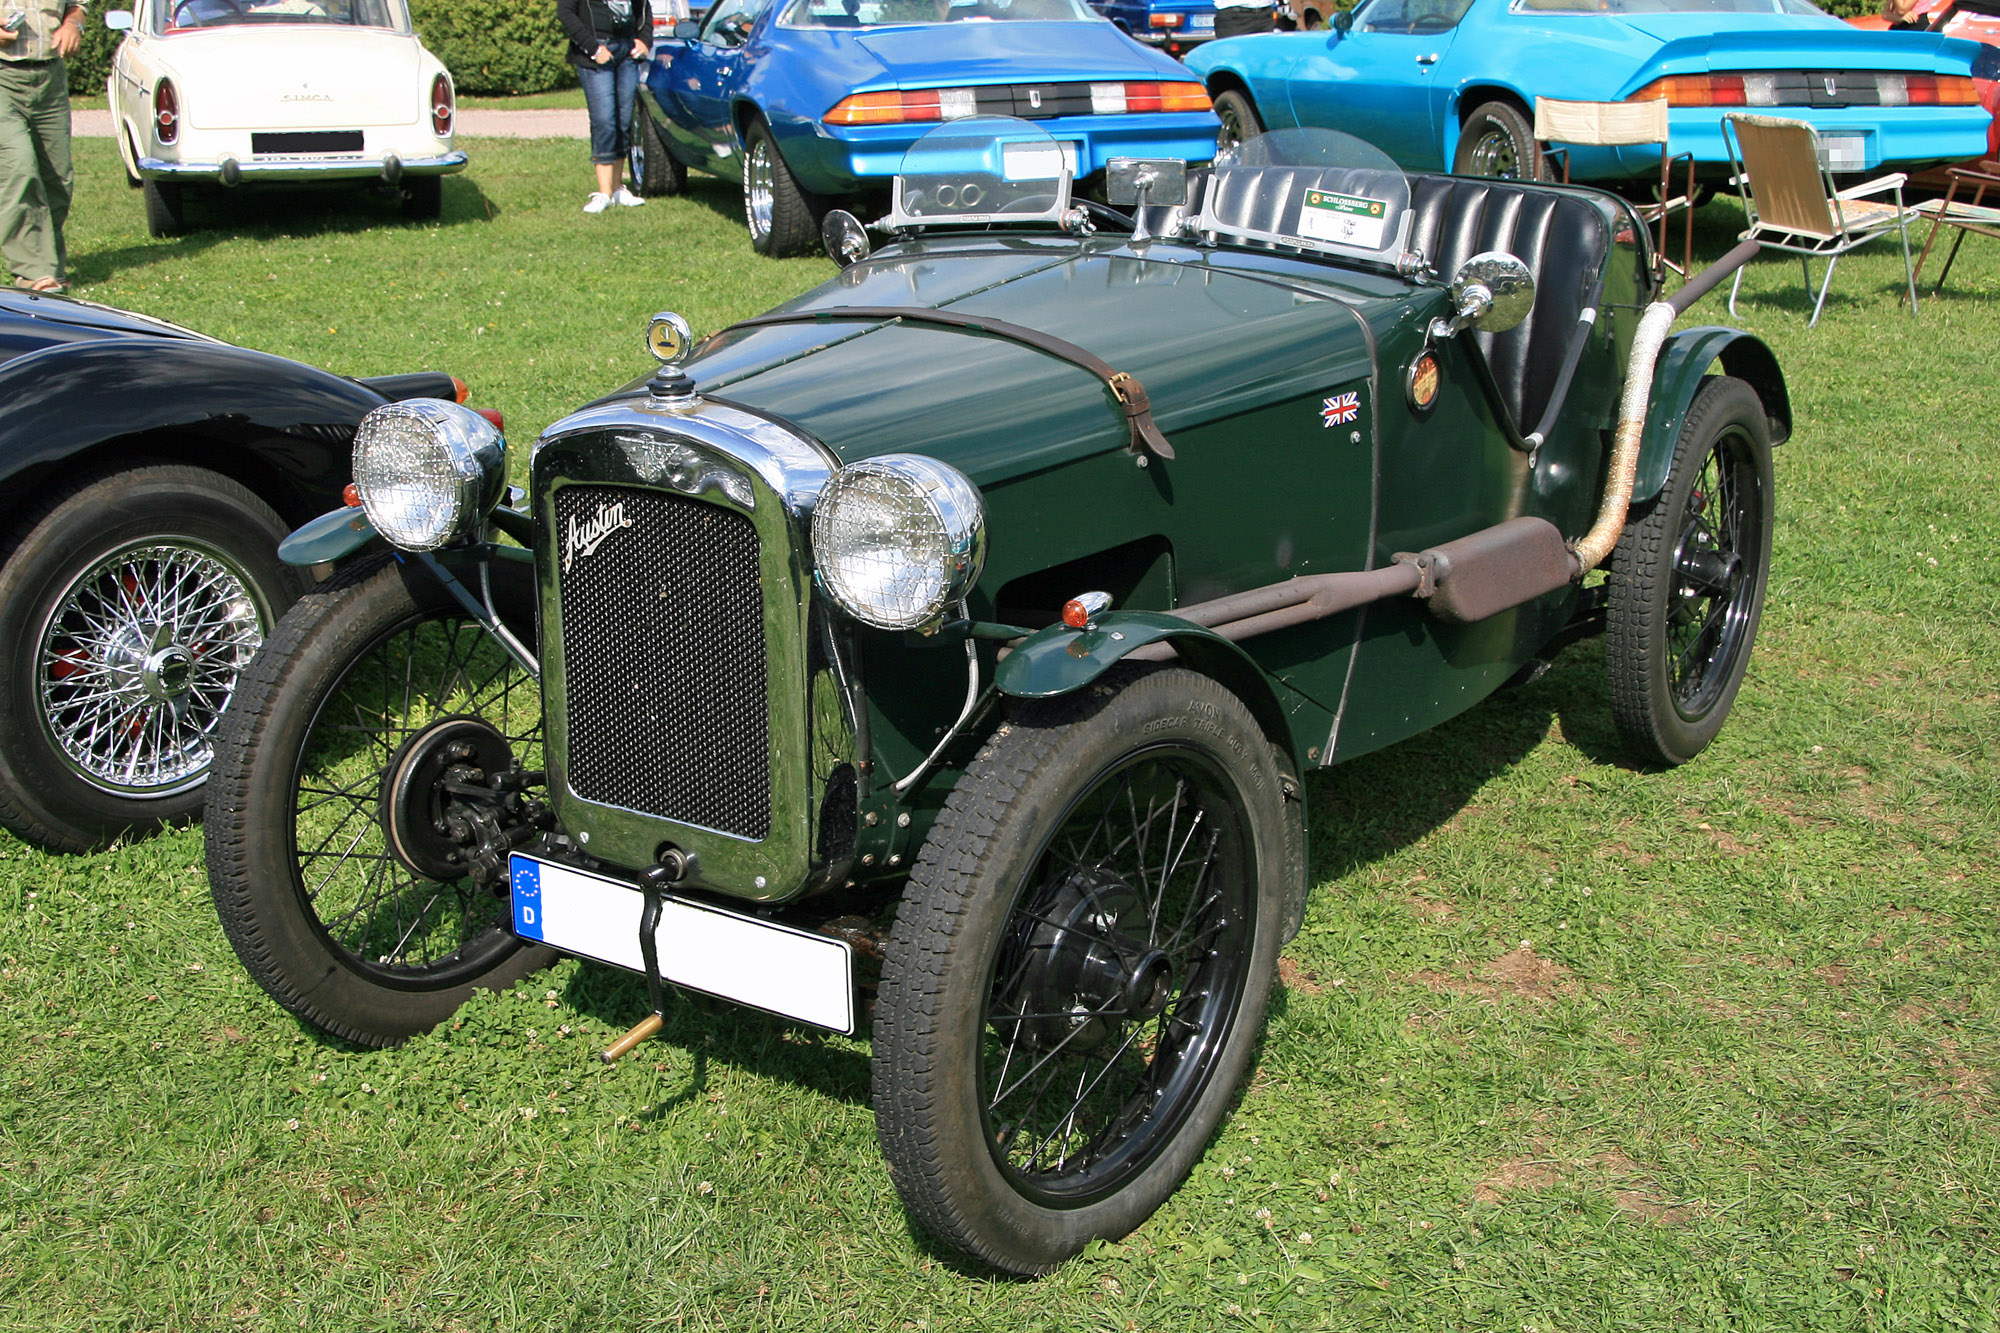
[292, 614, 541, 983]
[982, 748, 1255, 1206]
[1607, 376, 1773, 766]
[875, 667, 1286, 1273]
[207, 555, 554, 1046]
[38, 541, 266, 798]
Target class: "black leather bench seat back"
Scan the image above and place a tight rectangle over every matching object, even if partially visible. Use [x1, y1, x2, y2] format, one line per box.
[1405, 175, 1613, 433]
[1198, 164, 1414, 242]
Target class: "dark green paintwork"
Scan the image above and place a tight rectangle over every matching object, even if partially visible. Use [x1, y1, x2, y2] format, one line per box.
[995, 612, 1257, 698]
[1640, 327, 1792, 502]
[278, 504, 377, 566]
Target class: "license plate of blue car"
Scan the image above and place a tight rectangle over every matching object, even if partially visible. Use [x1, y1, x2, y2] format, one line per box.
[509, 853, 856, 1033]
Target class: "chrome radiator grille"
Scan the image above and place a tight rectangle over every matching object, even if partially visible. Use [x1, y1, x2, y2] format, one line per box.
[554, 484, 771, 840]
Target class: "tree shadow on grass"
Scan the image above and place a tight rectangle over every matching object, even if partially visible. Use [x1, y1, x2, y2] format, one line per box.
[71, 175, 498, 286]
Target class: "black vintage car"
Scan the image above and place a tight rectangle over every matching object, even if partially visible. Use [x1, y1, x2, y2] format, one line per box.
[204, 123, 1783, 1272]
[0, 288, 468, 853]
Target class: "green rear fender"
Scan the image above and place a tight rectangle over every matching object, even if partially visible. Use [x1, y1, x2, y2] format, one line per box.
[995, 611, 1293, 758]
[1638, 328, 1790, 504]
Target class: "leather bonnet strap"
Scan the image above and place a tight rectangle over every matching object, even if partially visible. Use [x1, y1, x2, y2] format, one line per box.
[716, 306, 1176, 461]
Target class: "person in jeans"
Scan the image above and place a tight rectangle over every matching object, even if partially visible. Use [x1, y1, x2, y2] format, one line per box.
[0, 0, 83, 291]
[558, 0, 653, 213]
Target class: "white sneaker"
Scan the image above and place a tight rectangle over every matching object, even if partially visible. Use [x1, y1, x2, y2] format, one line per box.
[583, 192, 612, 214]
[613, 187, 647, 207]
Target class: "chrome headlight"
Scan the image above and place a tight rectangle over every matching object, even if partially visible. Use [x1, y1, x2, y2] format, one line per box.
[351, 399, 506, 552]
[812, 455, 986, 631]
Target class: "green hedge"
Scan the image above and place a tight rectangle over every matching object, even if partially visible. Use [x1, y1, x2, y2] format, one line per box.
[66, 1, 578, 99]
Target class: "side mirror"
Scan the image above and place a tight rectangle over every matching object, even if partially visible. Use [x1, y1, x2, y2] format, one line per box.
[1332, 9, 1353, 32]
[1432, 251, 1535, 338]
[673, 18, 701, 38]
[1106, 157, 1189, 208]
[104, 9, 134, 28]
[822, 209, 871, 268]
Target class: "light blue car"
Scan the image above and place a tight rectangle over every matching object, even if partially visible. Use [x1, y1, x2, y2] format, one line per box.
[1183, 0, 1995, 183]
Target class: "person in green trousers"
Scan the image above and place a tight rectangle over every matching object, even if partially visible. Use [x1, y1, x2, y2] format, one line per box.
[0, 0, 84, 293]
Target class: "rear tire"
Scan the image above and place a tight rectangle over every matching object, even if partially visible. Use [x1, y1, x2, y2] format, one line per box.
[1605, 377, 1773, 766]
[143, 178, 185, 237]
[205, 554, 554, 1047]
[742, 116, 824, 257]
[1453, 100, 1543, 181]
[1213, 89, 1263, 156]
[630, 95, 687, 197]
[401, 175, 443, 220]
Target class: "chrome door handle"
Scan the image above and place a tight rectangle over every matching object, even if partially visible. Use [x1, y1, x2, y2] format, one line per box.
[1416, 52, 1438, 64]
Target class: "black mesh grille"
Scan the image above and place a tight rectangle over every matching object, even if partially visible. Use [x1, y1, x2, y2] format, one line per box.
[555, 485, 770, 840]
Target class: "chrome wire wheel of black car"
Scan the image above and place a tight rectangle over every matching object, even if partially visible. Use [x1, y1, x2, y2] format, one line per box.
[205, 553, 554, 1047]
[1212, 89, 1263, 157]
[1607, 376, 1774, 767]
[742, 116, 824, 257]
[0, 464, 306, 852]
[1452, 100, 1543, 181]
[875, 668, 1285, 1273]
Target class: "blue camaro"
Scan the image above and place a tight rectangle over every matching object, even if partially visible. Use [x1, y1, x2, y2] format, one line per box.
[1184, 0, 1993, 184]
[632, 0, 1222, 255]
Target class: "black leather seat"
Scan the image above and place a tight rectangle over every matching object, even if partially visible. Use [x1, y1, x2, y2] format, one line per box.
[1192, 166, 1615, 438]
[1404, 175, 1611, 434]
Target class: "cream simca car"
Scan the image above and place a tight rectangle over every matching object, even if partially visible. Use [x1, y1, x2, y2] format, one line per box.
[105, 0, 466, 235]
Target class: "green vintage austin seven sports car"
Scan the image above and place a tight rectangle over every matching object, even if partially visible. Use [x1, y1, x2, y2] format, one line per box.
[204, 120, 1785, 1272]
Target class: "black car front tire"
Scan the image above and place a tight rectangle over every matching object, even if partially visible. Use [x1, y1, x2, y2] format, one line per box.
[0, 464, 308, 853]
[205, 554, 554, 1047]
[874, 667, 1286, 1273]
[1453, 100, 1543, 181]
[742, 116, 824, 257]
[1606, 376, 1774, 766]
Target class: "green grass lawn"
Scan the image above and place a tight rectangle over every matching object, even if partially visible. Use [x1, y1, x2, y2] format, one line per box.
[3, 139, 1996, 1331]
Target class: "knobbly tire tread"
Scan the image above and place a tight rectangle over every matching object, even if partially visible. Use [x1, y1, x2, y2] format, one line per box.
[204, 554, 552, 1048]
[873, 667, 1285, 1273]
[0, 462, 305, 853]
[1605, 376, 1772, 767]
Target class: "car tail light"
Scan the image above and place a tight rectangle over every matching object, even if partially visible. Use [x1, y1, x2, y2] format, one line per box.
[1089, 81, 1212, 114]
[826, 89, 975, 124]
[474, 407, 505, 431]
[1150, 11, 1184, 26]
[1903, 74, 1979, 104]
[450, 376, 471, 403]
[431, 74, 454, 137]
[1631, 71, 1979, 107]
[155, 79, 179, 145]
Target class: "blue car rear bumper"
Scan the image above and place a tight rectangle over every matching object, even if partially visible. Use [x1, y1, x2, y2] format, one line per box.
[775, 113, 1222, 195]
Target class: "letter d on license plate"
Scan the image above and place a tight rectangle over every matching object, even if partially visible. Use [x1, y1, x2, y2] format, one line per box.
[510, 854, 855, 1034]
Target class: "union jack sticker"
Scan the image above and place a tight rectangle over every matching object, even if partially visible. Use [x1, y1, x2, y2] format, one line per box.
[1321, 391, 1360, 428]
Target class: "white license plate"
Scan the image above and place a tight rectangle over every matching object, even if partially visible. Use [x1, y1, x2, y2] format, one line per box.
[510, 854, 856, 1034]
[1190, 12, 1214, 28]
[1820, 134, 1865, 172]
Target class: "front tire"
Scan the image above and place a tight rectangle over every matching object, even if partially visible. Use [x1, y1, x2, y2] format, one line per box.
[1606, 377, 1774, 766]
[205, 554, 554, 1047]
[1453, 100, 1542, 181]
[143, 178, 186, 237]
[874, 668, 1287, 1273]
[629, 94, 686, 197]
[742, 116, 824, 257]
[0, 464, 307, 853]
[1213, 89, 1263, 156]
